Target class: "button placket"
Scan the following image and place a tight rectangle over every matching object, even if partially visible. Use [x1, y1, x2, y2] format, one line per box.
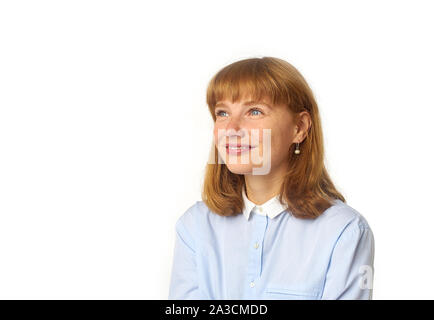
[245, 214, 268, 298]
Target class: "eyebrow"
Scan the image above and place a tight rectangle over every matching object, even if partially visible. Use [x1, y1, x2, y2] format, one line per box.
[215, 100, 272, 109]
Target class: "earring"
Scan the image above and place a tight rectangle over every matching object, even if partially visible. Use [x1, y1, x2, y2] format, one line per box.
[294, 142, 300, 154]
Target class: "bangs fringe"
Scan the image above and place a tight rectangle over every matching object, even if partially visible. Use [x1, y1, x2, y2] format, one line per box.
[206, 57, 305, 120]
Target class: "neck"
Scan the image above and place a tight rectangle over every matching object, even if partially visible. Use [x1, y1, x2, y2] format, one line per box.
[244, 163, 287, 205]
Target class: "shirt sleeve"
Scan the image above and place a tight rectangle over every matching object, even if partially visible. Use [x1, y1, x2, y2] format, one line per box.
[168, 215, 205, 299]
[320, 220, 375, 300]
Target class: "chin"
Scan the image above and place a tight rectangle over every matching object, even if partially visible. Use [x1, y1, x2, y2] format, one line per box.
[224, 163, 254, 175]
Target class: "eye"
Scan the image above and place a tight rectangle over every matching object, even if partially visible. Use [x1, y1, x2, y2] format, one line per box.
[215, 110, 228, 117]
[249, 108, 264, 116]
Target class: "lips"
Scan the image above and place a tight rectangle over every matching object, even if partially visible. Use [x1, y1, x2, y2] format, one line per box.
[225, 145, 257, 155]
[225, 144, 254, 150]
[226, 144, 252, 148]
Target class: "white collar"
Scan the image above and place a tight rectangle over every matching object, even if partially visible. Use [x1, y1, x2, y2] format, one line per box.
[242, 185, 289, 221]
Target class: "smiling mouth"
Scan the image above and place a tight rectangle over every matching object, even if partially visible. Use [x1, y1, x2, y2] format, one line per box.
[226, 145, 255, 150]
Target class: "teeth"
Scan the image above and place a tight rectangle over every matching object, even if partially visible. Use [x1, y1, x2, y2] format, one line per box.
[228, 146, 249, 150]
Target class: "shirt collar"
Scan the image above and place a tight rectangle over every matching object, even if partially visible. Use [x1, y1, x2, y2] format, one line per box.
[242, 185, 289, 221]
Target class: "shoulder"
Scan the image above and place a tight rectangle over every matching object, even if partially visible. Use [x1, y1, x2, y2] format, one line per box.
[312, 199, 374, 241]
[320, 199, 371, 228]
[175, 200, 212, 233]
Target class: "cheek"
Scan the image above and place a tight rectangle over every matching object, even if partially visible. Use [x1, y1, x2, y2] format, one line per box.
[213, 124, 223, 144]
[248, 125, 266, 145]
[270, 129, 291, 152]
[213, 127, 217, 141]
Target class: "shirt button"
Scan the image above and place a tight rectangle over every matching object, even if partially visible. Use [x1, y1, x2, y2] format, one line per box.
[258, 207, 263, 213]
[250, 281, 255, 288]
[254, 242, 259, 249]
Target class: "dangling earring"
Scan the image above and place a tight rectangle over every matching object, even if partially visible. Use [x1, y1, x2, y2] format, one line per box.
[294, 142, 300, 154]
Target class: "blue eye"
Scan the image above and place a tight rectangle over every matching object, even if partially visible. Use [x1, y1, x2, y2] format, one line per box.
[215, 110, 227, 117]
[250, 108, 263, 116]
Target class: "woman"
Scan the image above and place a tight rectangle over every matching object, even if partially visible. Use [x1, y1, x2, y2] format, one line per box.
[168, 57, 375, 300]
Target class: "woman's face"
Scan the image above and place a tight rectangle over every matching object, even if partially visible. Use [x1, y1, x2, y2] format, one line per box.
[213, 95, 297, 176]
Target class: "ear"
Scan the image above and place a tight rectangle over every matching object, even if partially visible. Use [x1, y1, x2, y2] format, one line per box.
[292, 111, 312, 143]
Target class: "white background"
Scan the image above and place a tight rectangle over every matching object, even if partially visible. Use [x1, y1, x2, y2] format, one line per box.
[0, 0, 433, 299]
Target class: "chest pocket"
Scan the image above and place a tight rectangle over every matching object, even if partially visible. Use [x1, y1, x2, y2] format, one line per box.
[264, 285, 321, 300]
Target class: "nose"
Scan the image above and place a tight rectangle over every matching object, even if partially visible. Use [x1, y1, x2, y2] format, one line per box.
[215, 115, 248, 146]
[226, 115, 242, 132]
[224, 126, 247, 145]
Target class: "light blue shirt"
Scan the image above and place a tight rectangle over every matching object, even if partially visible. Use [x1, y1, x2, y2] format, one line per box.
[168, 187, 375, 300]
